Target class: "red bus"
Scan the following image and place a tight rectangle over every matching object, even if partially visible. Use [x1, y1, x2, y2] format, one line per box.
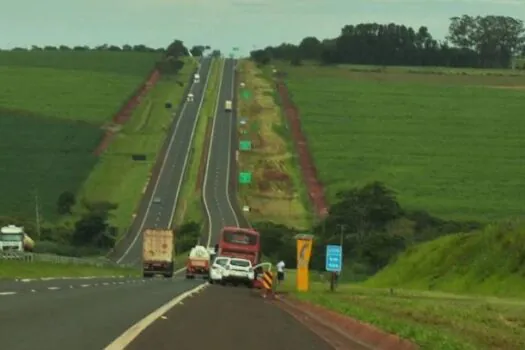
[217, 226, 261, 266]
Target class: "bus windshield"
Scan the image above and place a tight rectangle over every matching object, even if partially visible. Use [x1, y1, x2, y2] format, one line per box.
[222, 231, 257, 246]
[0, 234, 23, 242]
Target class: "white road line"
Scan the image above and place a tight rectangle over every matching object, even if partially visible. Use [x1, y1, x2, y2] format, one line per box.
[225, 58, 240, 228]
[116, 62, 206, 264]
[104, 283, 208, 350]
[0, 291, 16, 296]
[204, 58, 226, 247]
[80, 284, 90, 288]
[47, 287, 60, 290]
[167, 56, 213, 227]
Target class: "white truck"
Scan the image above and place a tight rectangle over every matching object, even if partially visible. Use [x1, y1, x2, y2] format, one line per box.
[185, 245, 211, 279]
[193, 73, 200, 83]
[0, 225, 34, 252]
[187, 92, 194, 102]
[142, 229, 174, 278]
[224, 100, 232, 111]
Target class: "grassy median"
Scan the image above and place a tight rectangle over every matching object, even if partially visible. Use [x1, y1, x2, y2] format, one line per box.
[0, 261, 139, 279]
[173, 58, 224, 226]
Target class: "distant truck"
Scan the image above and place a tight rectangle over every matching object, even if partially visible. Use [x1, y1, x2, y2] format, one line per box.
[185, 245, 211, 279]
[224, 100, 232, 112]
[142, 229, 174, 278]
[194, 73, 200, 83]
[0, 225, 34, 252]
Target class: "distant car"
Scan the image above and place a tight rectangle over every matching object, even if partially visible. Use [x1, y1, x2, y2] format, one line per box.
[220, 257, 255, 287]
[152, 197, 162, 204]
[187, 93, 194, 102]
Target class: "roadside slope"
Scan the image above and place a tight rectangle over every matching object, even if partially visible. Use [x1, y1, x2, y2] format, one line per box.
[364, 218, 525, 298]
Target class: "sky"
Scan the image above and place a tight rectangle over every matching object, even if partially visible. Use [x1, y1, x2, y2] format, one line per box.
[1, 0, 524, 55]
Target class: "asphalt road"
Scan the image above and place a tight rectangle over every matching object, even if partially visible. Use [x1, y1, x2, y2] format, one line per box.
[202, 58, 248, 246]
[114, 57, 212, 266]
[127, 285, 334, 350]
[0, 276, 204, 350]
[0, 276, 140, 294]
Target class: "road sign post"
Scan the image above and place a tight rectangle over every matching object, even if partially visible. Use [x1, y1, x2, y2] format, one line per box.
[325, 245, 342, 292]
[239, 172, 252, 184]
[295, 234, 314, 292]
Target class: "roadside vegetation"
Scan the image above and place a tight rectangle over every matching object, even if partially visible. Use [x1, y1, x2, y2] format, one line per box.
[79, 59, 196, 236]
[0, 260, 138, 279]
[236, 60, 310, 229]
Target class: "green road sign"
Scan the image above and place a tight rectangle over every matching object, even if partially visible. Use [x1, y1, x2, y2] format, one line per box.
[240, 89, 252, 100]
[239, 172, 252, 184]
[239, 140, 252, 151]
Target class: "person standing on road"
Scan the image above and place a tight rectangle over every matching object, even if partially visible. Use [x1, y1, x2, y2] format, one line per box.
[276, 260, 285, 284]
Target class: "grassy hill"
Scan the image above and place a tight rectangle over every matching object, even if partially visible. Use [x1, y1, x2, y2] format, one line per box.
[0, 50, 160, 220]
[363, 218, 525, 298]
[272, 62, 525, 221]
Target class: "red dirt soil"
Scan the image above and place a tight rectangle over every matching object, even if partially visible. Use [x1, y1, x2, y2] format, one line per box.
[93, 69, 161, 156]
[276, 295, 418, 350]
[275, 80, 328, 218]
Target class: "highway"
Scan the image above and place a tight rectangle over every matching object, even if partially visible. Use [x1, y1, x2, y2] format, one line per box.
[113, 57, 212, 266]
[202, 58, 248, 247]
[0, 276, 203, 350]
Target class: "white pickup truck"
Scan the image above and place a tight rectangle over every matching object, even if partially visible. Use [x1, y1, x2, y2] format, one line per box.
[210, 256, 255, 287]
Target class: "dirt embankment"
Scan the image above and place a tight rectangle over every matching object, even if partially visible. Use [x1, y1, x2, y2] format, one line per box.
[93, 70, 161, 156]
[275, 79, 328, 218]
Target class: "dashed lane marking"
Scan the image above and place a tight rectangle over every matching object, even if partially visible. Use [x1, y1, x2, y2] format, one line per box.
[0, 278, 179, 295]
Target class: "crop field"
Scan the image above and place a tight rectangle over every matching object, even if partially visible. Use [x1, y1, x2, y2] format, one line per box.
[0, 50, 161, 220]
[0, 112, 101, 219]
[0, 51, 160, 123]
[237, 61, 310, 229]
[78, 60, 196, 232]
[277, 63, 525, 221]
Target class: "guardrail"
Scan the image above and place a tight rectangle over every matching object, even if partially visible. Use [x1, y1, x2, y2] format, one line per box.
[0, 251, 126, 268]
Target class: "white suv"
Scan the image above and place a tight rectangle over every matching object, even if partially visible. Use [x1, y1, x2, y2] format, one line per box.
[210, 257, 255, 287]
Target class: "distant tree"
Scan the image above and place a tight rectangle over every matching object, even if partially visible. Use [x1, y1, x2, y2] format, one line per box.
[190, 45, 206, 56]
[165, 39, 187, 58]
[108, 45, 121, 51]
[210, 49, 221, 57]
[73, 46, 89, 51]
[43, 46, 57, 51]
[122, 44, 132, 51]
[448, 15, 525, 68]
[11, 47, 27, 51]
[58, 45, 71, 51]
[57, 191, 76, 215]
[31, 45, 42, 51]
[250, 49, 270, 65]
[133, 44, 155, 52]
[156, 57, 184, 74]
[298, 36, 322, 60]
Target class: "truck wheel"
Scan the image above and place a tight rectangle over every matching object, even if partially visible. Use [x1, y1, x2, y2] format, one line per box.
[164, 273, 173, 278]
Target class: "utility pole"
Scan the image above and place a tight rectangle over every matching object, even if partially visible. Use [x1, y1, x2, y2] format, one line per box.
[35, 190, 41, 239]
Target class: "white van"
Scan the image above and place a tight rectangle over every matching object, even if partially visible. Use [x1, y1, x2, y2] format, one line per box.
[225, 100, 232, 111]
[193, 73, 200, 83]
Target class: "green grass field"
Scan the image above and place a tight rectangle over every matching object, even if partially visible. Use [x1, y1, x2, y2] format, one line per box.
[276, 62, 525, 221]
[0, 260, 138, 279]
[0, 50, 162, 221]
[280, 219, 525, 349]
[78, 60, 196, 233]
[0, 112, 102, 219]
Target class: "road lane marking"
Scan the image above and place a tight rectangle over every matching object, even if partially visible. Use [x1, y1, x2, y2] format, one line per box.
[116, 61, 208, 264]
[47, 287, 60, 290]
[203, 58, 226, 247]
[104, 283, 208, 349]
[0, 291, 16, 296]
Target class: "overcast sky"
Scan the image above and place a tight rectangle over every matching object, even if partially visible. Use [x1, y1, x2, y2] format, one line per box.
[1, 0, 524, 54]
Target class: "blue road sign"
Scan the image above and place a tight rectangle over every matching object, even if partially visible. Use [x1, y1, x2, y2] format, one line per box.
[325, 245, 342, 272]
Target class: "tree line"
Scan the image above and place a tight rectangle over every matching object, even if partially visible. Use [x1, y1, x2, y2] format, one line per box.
[257, 182, 482, 280]
[250, 15, 525, 69]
